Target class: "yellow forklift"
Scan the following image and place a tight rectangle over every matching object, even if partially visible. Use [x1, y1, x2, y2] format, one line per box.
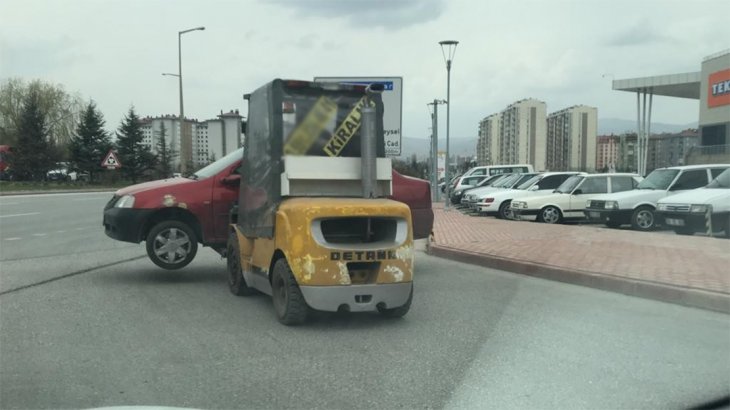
[227, 79, 414, 325]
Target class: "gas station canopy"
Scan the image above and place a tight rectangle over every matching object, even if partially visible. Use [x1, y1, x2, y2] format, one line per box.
[612, 72, 701, 99]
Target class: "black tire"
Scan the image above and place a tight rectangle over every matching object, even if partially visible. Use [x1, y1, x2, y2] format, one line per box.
[539, 206, 562, 224]
[378, 284, 413, 318]
[631, 206, 655, 231]
[605, 220, 621, 229]
[673, 226, 695, 235]
[497, 200, 512, 220]
[227, 232, 256, 296]
[146, 220, 198, 270]
[271, 258, 309, 326]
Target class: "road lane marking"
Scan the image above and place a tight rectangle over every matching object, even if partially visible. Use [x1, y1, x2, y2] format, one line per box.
[32, 233, 48, 237]
[55, 230, 67, 233]
[0, 202, 21, 206]
[0, 212, 41, 219]
[4, 237, 21, 241]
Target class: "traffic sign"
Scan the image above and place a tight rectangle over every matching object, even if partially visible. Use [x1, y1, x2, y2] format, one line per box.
[101, 150, 121, 169]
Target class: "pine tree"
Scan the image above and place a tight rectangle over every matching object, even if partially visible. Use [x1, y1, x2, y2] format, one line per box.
[69, 101, 112, 182]
[155, 122, 177, 178]
[115, 107, 156, 183]
[10, 89, 57, 180]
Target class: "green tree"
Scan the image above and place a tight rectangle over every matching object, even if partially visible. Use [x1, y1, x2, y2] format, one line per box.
[115, 107, 155, 183]
[155, 122, 177, 178]
[0, 78, 84, 148]
[69, 101, 112, 182]
[10, 89, 58, 180]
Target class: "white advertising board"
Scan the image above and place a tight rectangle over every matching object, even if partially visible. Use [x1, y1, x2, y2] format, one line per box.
[314, 76, 402, 157]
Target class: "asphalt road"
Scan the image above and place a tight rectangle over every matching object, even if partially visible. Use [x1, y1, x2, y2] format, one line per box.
[1, 192, 729, 409]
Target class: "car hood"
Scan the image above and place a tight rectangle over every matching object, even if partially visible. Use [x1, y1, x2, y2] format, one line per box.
[466, 186, 508, 197]
[657, 188, 730, 205]
[115, 178, 197, 196]
[481, 189, 529, 200]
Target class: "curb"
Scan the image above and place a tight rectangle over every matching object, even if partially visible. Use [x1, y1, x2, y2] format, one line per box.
[0, 188, 116, 196]
[428, 244, 730, 314]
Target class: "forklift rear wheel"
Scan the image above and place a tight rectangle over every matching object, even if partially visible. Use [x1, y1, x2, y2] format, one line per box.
[227, 232, 256, 296]
[271, 258, 308, 326]
[378, 285, 413, 318]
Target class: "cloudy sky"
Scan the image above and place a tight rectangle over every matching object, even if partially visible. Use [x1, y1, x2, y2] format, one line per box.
[2, 0, 728, 144]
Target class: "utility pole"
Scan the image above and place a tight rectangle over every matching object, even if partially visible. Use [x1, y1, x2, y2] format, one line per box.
[428, 99, 447, 202]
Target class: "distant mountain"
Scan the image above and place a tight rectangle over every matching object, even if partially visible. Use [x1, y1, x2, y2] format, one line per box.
[598, 118, 697, 135]
[396, 136, 476, 161]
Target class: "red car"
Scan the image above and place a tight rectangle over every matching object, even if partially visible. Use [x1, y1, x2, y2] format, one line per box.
[103, 148, 433, 269]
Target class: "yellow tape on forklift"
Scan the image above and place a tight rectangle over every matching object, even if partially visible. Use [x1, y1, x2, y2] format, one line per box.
[283, 96, 337, 155]
[323, 96, 374, 157]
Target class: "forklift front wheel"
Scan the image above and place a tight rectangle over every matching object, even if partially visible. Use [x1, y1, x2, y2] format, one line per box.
[271, 258, 309, 326]
[227, 232, 256, 296]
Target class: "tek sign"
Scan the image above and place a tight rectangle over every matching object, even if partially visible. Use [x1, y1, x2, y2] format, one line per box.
[314, 76, 403, 157]
[708, 68, 730, 108]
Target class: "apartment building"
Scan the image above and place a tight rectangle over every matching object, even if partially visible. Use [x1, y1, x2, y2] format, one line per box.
[546, 105, 598, 171]
[476, 113, 500, 166]
[498, 98, 547, 170]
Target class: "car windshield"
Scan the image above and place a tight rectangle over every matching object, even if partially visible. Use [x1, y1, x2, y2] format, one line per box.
[493, 173, 520, 188]
[479, 174, 508, 187]
[637, 169, 680, 190]
[556, 175, 584, 193]
[706, 168, 730, 189]
[192, 147, 243, 179]
[516, 174, 541, 190]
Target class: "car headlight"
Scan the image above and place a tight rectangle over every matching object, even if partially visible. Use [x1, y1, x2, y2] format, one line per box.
[604, 201, 618, 210]
[479, 197, 495, 204]
[657, 204, 669, 212]
[586, 200, 592, 208]
[690, 204, 709, 213]
[512, 201, 527, 209]
[115, 195, 136, 208]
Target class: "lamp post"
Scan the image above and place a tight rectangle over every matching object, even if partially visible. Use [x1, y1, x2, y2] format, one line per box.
[439, 40, 458, 209]
[165, 26, 205, 175]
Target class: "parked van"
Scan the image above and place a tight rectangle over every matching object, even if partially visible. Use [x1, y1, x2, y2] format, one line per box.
[462, 164, 535, 178]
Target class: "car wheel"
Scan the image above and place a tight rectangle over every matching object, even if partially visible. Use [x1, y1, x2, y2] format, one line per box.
[539, 206, 562, 224]
[631, 206, 655, 231]
[271, 258, 309, 326]
[673, 227, 694, 236]
[725, 217, 730, 239]
[378, 284, 413, 318]
[497, 200, 513, 219]
[227, 232, 256, 296]
[145, 220, 198, 270]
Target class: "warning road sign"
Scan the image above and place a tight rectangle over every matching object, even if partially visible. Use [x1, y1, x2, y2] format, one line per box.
[101, 150, 121, 169]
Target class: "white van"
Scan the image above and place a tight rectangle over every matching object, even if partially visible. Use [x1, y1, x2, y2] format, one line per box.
[463, 164, 535, 178]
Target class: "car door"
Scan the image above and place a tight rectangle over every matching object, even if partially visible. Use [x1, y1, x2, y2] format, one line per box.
[609, 175, 638, 194]
[569, 176, 608, 218]
[211, 160, 242, 244]
[534, 174, 572, 194]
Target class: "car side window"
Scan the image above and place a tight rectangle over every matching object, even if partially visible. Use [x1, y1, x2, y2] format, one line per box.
[539, 175, 570, 190]
[578, 177, 608, 194]
[710, 168, 728, 179]
[610, 176, 634, 193]
[671, 169, 709, 190]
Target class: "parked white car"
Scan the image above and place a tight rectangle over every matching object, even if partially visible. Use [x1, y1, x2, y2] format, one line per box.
[656, 168, 730, 238]
[475, 172, 582, 218]
[462, 173, 538, 209]
[512, 173, 642, 223]
[584, 164, 730, 231]
[462, 164, 534, 178]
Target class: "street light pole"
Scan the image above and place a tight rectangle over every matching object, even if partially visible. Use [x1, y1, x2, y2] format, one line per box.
[439, 40, 458, 210]
[174, 26, 205, 175]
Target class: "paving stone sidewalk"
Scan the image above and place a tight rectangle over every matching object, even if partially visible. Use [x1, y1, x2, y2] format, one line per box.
[428, 204, 730, 312]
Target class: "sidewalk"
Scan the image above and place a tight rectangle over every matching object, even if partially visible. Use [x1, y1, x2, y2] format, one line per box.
[428, 204, 730, 313]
